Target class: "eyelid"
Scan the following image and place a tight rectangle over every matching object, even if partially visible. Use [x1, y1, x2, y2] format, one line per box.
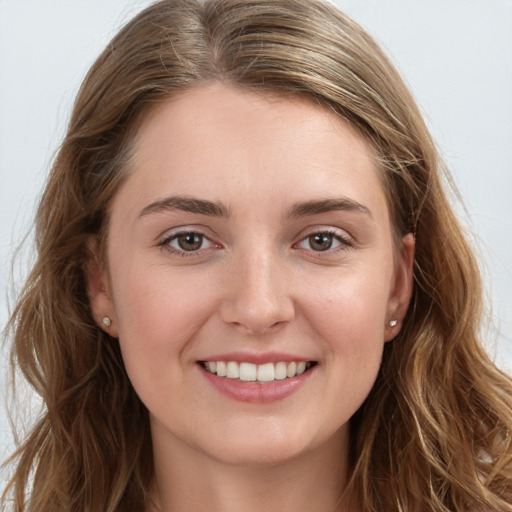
[293, 226, 354, 253]
[156, 225, 354, 258]
[157, 226, 222, 256]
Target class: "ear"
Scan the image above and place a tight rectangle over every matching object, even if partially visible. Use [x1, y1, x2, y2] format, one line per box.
[384, 233, 415, 342]
[86, 237, 119, 338]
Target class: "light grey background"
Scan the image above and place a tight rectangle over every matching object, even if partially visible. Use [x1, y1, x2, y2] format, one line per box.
[1, 0, 511, 487]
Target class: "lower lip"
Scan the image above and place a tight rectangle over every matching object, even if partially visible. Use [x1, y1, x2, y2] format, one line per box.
[200, 365, 314, 403]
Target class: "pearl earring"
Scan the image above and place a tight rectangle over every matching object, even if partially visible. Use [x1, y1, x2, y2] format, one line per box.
[102, 316, 112, 328]
[389, 319, 398, 327]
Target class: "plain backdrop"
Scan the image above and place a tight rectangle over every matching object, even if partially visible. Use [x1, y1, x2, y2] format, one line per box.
[1, 0, 511, 486]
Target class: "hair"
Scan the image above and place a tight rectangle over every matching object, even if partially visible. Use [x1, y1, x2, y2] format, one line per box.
[2, 0, 512, 511]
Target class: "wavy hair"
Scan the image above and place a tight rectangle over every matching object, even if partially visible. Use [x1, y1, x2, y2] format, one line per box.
[3, 0, 512, 510]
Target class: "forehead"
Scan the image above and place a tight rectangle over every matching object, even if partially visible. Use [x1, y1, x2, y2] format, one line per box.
[135, 83, 374, 156]
[116, 82, 388, 221]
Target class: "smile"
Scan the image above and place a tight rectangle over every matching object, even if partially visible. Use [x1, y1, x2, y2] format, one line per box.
[200, 361, 315, 382]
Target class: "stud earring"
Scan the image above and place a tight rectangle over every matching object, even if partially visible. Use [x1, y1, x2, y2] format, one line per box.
[389, 319, 398, 327]
[102, 316, 112, 328]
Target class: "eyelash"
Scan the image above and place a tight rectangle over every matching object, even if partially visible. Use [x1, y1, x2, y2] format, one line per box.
[158, 228, 353, 257]
[294, 229, 353, 254]
[158, 230, 217, 257]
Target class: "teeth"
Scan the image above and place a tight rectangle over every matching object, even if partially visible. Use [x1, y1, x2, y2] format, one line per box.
[239, 362, 257, 382]
[286, 362, 297, 378]
[216, 361, 227, 377]
[226, 361, 239, 379]
[275, 362, 287, 380]
[296, 361, 306, 375]
[257, 363, 275, 382]
[203, 360, 313, 382]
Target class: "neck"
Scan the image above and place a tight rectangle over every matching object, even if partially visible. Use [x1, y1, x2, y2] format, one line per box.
[147, 424, 357, 512]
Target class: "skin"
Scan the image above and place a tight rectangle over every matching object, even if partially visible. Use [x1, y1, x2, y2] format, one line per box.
[88, 83, 414, 512]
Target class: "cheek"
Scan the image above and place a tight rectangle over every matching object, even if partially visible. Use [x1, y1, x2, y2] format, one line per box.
[301, 268, 390, 391]
[304, 266, 390, 341]
[113, 262, 210, 334]
[109, 266, 214, 390]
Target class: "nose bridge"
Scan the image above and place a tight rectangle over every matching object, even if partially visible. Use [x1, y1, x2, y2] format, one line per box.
[220, 238, 294, 334]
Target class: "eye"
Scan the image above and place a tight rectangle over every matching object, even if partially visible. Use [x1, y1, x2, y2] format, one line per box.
[160, 231, 216, 254]
[296, 230, 351, 252]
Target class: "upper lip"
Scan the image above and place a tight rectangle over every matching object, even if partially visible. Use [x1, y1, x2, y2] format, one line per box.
[198, 352, 315, 365]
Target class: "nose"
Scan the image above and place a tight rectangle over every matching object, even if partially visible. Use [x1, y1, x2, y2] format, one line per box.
[219, 247, 295, 335]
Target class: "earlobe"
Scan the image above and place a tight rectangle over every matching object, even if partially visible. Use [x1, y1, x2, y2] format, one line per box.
[384, 233, 415, 342]
[85, 237, 119, 337]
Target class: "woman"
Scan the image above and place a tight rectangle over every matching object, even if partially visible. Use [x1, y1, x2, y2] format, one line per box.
[2, 0, 511, 511]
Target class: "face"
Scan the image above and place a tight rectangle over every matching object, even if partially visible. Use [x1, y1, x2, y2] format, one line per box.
[89, 83, 414, 468]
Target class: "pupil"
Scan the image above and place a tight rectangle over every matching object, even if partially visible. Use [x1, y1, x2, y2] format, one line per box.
[178, 233, 202, 251]
[311, 233, 332, 251]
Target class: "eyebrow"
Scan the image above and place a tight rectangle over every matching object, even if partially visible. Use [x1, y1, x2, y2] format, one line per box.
[287, 197, 372, 219]
[139, 195, 230, 218]
[138, 195, 371, 220]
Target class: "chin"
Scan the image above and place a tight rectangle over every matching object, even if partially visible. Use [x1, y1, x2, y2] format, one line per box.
[198, 423, 328, 468]
[209, 443, 306, 468]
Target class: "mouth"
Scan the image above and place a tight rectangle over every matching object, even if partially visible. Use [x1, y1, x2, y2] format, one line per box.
[199, 360, 317, 383]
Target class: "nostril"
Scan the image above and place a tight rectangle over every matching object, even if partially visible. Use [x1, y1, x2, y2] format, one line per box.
[219, 293, 295, 335]
[230, 318, 291, 336]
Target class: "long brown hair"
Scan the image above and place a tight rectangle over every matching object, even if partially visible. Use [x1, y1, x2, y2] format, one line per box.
[3, 1, 512, 510]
